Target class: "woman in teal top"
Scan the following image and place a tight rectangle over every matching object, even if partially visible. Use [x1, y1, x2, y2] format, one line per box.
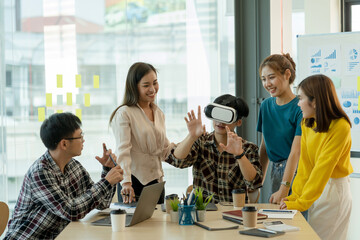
[257, 53, 303, 204]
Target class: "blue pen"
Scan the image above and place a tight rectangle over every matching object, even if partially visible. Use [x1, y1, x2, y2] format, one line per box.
[262, 209, 293, 213]
[104, 145, 117, 167]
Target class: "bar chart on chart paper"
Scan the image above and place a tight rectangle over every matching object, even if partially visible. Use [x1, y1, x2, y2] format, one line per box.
[297, 32, 360, 150]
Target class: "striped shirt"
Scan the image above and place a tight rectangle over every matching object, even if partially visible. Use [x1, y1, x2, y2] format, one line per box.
[166, 132, 262, 203]
[4, 151, 116, 240]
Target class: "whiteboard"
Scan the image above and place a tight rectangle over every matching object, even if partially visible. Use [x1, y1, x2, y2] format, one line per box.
[297, 32, 360, 151]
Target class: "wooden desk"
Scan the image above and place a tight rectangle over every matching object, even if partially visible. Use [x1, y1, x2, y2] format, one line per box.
[57, 204, 319, 240]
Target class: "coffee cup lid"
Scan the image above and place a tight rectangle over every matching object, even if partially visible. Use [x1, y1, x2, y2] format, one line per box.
[110, 209, 127, 215]
[232, 189, 246, 194]
[165, 194, 178, 199]
[242, 206, 257, 212]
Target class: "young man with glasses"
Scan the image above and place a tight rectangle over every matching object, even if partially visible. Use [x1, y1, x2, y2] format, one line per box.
[4, 113, 123, 240]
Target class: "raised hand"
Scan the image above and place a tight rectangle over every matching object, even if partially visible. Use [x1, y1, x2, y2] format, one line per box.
[184, 105, 205, 138]
[95, 143, 117, 168]
[219, 126, 244, 156]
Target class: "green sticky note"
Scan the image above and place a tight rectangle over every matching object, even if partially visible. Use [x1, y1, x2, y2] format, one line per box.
[57, 110, 63, 113]
[38, 107, 45, 122]
[76, 94, 82, 105]
[46, 93, 52, 107]
[84, 93, 90, 107]
[57, 75, 63, 88]
[357, 76, 360, 92]
[76, 109, 82, 120]
[67, 92, 72, 106]
[57, 95, 63, 105]
[76, 74, 82, 88]
[93, 75, 99, 88]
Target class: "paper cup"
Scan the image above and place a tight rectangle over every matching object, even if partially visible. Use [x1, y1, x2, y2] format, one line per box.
[242, 206, 257, 228]
[232, 189, 246, 208]
[111, 209, 126, 232]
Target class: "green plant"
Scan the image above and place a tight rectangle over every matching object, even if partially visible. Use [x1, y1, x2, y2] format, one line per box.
[169, 198, 180, 212]
[194, 187, 214, 210]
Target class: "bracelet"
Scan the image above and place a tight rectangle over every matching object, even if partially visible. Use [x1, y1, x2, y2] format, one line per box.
[235, 151, 246, 160]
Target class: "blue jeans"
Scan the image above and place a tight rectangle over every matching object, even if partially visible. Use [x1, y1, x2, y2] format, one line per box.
[270, 160, 308, 221]
[268, 159, 289, 201]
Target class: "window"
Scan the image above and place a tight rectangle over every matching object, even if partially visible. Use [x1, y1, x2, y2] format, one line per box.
[1, 0, 235, 206]
[343, 0, 360, 31]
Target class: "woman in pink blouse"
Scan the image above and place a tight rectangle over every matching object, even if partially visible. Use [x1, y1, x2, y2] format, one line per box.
[109, 62, 174, 204]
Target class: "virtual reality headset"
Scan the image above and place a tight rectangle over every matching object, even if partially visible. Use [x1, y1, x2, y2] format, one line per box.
[204, 103, 238, 124]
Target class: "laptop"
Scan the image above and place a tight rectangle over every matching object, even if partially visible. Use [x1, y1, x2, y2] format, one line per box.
[91, 181, 165, 227]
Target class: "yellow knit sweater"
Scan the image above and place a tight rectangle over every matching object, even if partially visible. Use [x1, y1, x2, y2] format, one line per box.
[285, 118, 353, 211]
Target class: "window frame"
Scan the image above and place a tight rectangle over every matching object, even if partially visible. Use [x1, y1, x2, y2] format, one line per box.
[342, 0, 360, 31]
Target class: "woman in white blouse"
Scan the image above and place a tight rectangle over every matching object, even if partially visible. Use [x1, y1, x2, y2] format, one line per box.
[109, 62, 174, 204]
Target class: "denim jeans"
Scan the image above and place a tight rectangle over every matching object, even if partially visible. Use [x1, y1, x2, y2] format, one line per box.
[269, 160, 308, 221]
[269, 159, 288, 201]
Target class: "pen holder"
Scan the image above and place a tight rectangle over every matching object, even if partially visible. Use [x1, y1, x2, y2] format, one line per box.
[178, 204, 195, 225]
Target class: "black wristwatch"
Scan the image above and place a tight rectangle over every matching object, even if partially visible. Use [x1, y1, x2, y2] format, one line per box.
[235, 151, 246, 160]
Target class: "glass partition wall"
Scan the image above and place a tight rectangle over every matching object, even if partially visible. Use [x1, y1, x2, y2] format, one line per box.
[1, 0, 235, 209]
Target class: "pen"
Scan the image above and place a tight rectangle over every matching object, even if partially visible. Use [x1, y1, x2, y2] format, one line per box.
[104, 145, 117, 167]
[262, 209, 293, 213]
[258, 228, 277, 234]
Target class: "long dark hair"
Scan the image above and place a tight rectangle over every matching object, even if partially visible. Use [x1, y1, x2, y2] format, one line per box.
[109, 62, 157, 124]
[259, 53, 296, 84]
[298, 74, 351, 132]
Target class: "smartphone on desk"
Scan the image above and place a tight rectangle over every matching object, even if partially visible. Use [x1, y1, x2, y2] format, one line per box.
[239, 228, 285, 238]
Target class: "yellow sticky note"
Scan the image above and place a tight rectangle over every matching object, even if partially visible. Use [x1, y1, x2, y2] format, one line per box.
[76, 74, 82, 88]
[76, 109, 82, 120]
[57, 110, 63, 113]
[57, 75, 63, 88]
[38, 107, 45, 122]
[46, 93, 52, 107]
[357, 76, 360, 92]
[93, 75, 99, 88]
[67, 92, 72, 106]
[84, 93, 90, 107]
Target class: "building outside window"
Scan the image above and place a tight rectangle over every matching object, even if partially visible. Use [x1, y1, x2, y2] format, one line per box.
[0, 0, 235, 209]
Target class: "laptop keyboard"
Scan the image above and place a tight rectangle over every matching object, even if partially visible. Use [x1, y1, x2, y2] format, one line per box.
[93, 214, 133, 227]
[114, 202, 138, 208]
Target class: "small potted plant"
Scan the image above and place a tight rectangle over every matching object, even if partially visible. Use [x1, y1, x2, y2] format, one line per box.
[194, 187, 213, 222]
[169, 198, 180, 223]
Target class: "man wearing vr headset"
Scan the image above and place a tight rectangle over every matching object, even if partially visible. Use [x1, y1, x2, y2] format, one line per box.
[166, 94, 262, 203]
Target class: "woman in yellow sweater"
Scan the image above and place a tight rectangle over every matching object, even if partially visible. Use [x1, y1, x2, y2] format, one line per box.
[280, 74, 353, 240]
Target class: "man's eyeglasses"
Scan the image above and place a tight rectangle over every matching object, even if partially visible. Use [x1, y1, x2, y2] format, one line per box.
[64, 132, 84, 140]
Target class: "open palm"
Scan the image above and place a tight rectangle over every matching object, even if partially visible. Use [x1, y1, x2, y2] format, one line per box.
[185, 106, 205, 138]
[220, 126, 243, 156]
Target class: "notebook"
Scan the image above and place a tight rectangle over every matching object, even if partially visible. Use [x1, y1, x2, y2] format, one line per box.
[222, 209, 268, 221]
[91, 181, 165, 227]
[259, 209, 297, 219]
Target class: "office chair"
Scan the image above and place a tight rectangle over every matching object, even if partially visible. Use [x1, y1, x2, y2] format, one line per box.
[0, 201, 9, 237]
[247, 189, 260, 203]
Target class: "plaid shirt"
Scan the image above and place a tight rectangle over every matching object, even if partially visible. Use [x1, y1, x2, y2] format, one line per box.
[166, 132, 262, 203]
[4, 151, 116, 240]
